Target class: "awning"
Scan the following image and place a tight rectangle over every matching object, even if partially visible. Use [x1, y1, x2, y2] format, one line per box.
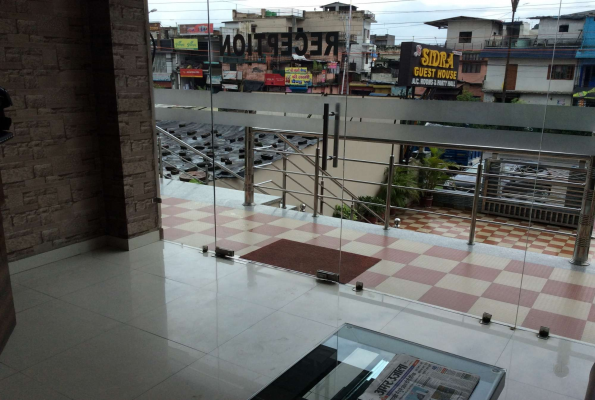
[574, 88, 595, 99]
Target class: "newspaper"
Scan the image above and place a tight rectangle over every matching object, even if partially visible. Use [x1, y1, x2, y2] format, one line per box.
[359, 354, 480, 400]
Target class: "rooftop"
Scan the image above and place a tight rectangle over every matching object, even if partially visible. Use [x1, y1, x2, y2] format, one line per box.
[528, 9, 595, 20]
[425, 16, 504, 29]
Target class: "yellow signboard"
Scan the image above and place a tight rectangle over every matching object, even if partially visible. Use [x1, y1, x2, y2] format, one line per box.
[174, 38, 198, 50]
[285, 67, 312, 86]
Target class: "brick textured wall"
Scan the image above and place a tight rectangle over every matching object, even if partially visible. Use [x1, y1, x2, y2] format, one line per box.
[0, 0, 159, 261]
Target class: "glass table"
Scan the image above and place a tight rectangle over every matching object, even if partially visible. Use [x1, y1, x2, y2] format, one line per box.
[251, 324, 506, 400]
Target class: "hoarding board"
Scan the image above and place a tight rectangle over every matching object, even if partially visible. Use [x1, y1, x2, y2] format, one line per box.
[398, 42, 460, 88]
[285, 67, 312, 86]
[179, 23, 214, 35]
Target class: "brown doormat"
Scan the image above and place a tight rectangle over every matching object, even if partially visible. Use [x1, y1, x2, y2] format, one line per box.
[241, 239, 381, 284]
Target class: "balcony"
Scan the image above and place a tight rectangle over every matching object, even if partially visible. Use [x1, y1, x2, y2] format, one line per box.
[153, 90, 595, 349]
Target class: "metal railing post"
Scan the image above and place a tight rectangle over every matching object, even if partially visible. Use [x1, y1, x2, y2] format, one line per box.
[282, 141, 287, 208]
[320, 179, 325, 215]
[384, 154, 395, 230]
[571, 157, 595, 266]
[313, 147, 320, 217]
[468, 163, 483, 245]
[157, 137, 163, 178]
[243, 127, 255, 206]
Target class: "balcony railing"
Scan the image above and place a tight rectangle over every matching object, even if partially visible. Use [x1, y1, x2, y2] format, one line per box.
[154, 90, 595, 264]
[485, 37, 582, 48]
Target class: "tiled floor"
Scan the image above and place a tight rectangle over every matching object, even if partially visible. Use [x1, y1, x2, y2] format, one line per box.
[161, 196, 595, 343]
[3, 240, 595, 399]
[398, 206, 584, 259]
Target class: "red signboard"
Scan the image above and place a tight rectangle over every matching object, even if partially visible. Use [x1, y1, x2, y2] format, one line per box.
[265, 73, 285, 86]
[179, 23, 214, 35]
[180, 69, 203, 78]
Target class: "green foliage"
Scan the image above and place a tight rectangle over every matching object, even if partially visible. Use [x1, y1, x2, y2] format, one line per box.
[312, 61, 323, 72]
[189, 179, 203, 184]
[378, 167, 420, 208]
[414, 148, 458, 195]
[332, 204, 357, 220]
[510, 98, 525, 104]
[456, 90, 478, 102]
[356, 196, 385, 219]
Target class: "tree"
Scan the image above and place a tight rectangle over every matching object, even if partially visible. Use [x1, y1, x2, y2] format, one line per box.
[456, 90, 479, 102]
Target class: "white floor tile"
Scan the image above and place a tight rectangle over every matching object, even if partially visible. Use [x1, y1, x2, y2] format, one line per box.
[501, 379, 578, 400]
[10, 284, 53, 313]
[381, 302, 513, 365]
[0, 363, 16, 381]
[281, 283, 408, 331]
[203, 263, 317, 309]
[60, 271, 197, 322]
[129, 291, 275, 353]
[23, 325, 204, 400]
[136, 355, 265, 400]
[496, 329, 595, 400]
[0, 373, 71, 400]
[214, 311, 335, 378]
[0, 300, 120, 371]
[136, 252, 243, 288]
[13, 257, 130, 298]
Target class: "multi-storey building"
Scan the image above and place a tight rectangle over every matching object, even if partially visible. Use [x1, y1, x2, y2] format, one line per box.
[481, 10, 595, 105]
[425, 16, 505, 100]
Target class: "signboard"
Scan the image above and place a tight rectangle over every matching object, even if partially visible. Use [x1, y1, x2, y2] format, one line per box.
[180, 68, 203, 78]
[222, 84, 238, 90]
[398, 42, 460, 88]
[222, 71, 237, 80]
[179, 23, 214, 35]
[152, 73, 171, 82]
[149, 22, 161, 32]
[265, 73, 285, 86]
[174, 38, 198, 50]
[285, 67, 312, 86]
[207, 75, 222, 85]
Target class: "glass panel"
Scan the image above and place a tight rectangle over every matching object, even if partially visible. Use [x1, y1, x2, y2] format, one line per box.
[515, 0, 594, 345]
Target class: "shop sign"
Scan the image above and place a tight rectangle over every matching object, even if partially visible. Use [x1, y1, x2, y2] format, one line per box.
[207, 75, 222, 84]
[149, 22, 161, 32]
[265, 73, 285, 86]
[179, 23, 214, 35]
[222, 71, 237, 80]
[180, 68, 203, 78]
[398, 42, 460, 88]
[153, 72, 170, 82]
[285, 67, 312, 86]
[174, 38, 198, 50]
[222, 84, 238, 90]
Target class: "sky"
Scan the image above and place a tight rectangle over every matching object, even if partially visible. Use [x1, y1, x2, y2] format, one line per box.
[147, 0, 593, 44]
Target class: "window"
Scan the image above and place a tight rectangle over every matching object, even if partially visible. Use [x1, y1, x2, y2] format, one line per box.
[547, 64, 575, 80]
[462, 63, 481, 73]
[459, 31, 472, 43]
[462, 53, 480, 61]
[559, 24, 569, 32]
[251, 25, 256, 33]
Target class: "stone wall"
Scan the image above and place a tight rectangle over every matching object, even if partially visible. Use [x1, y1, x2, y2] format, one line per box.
[0, 0, 159, 261]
